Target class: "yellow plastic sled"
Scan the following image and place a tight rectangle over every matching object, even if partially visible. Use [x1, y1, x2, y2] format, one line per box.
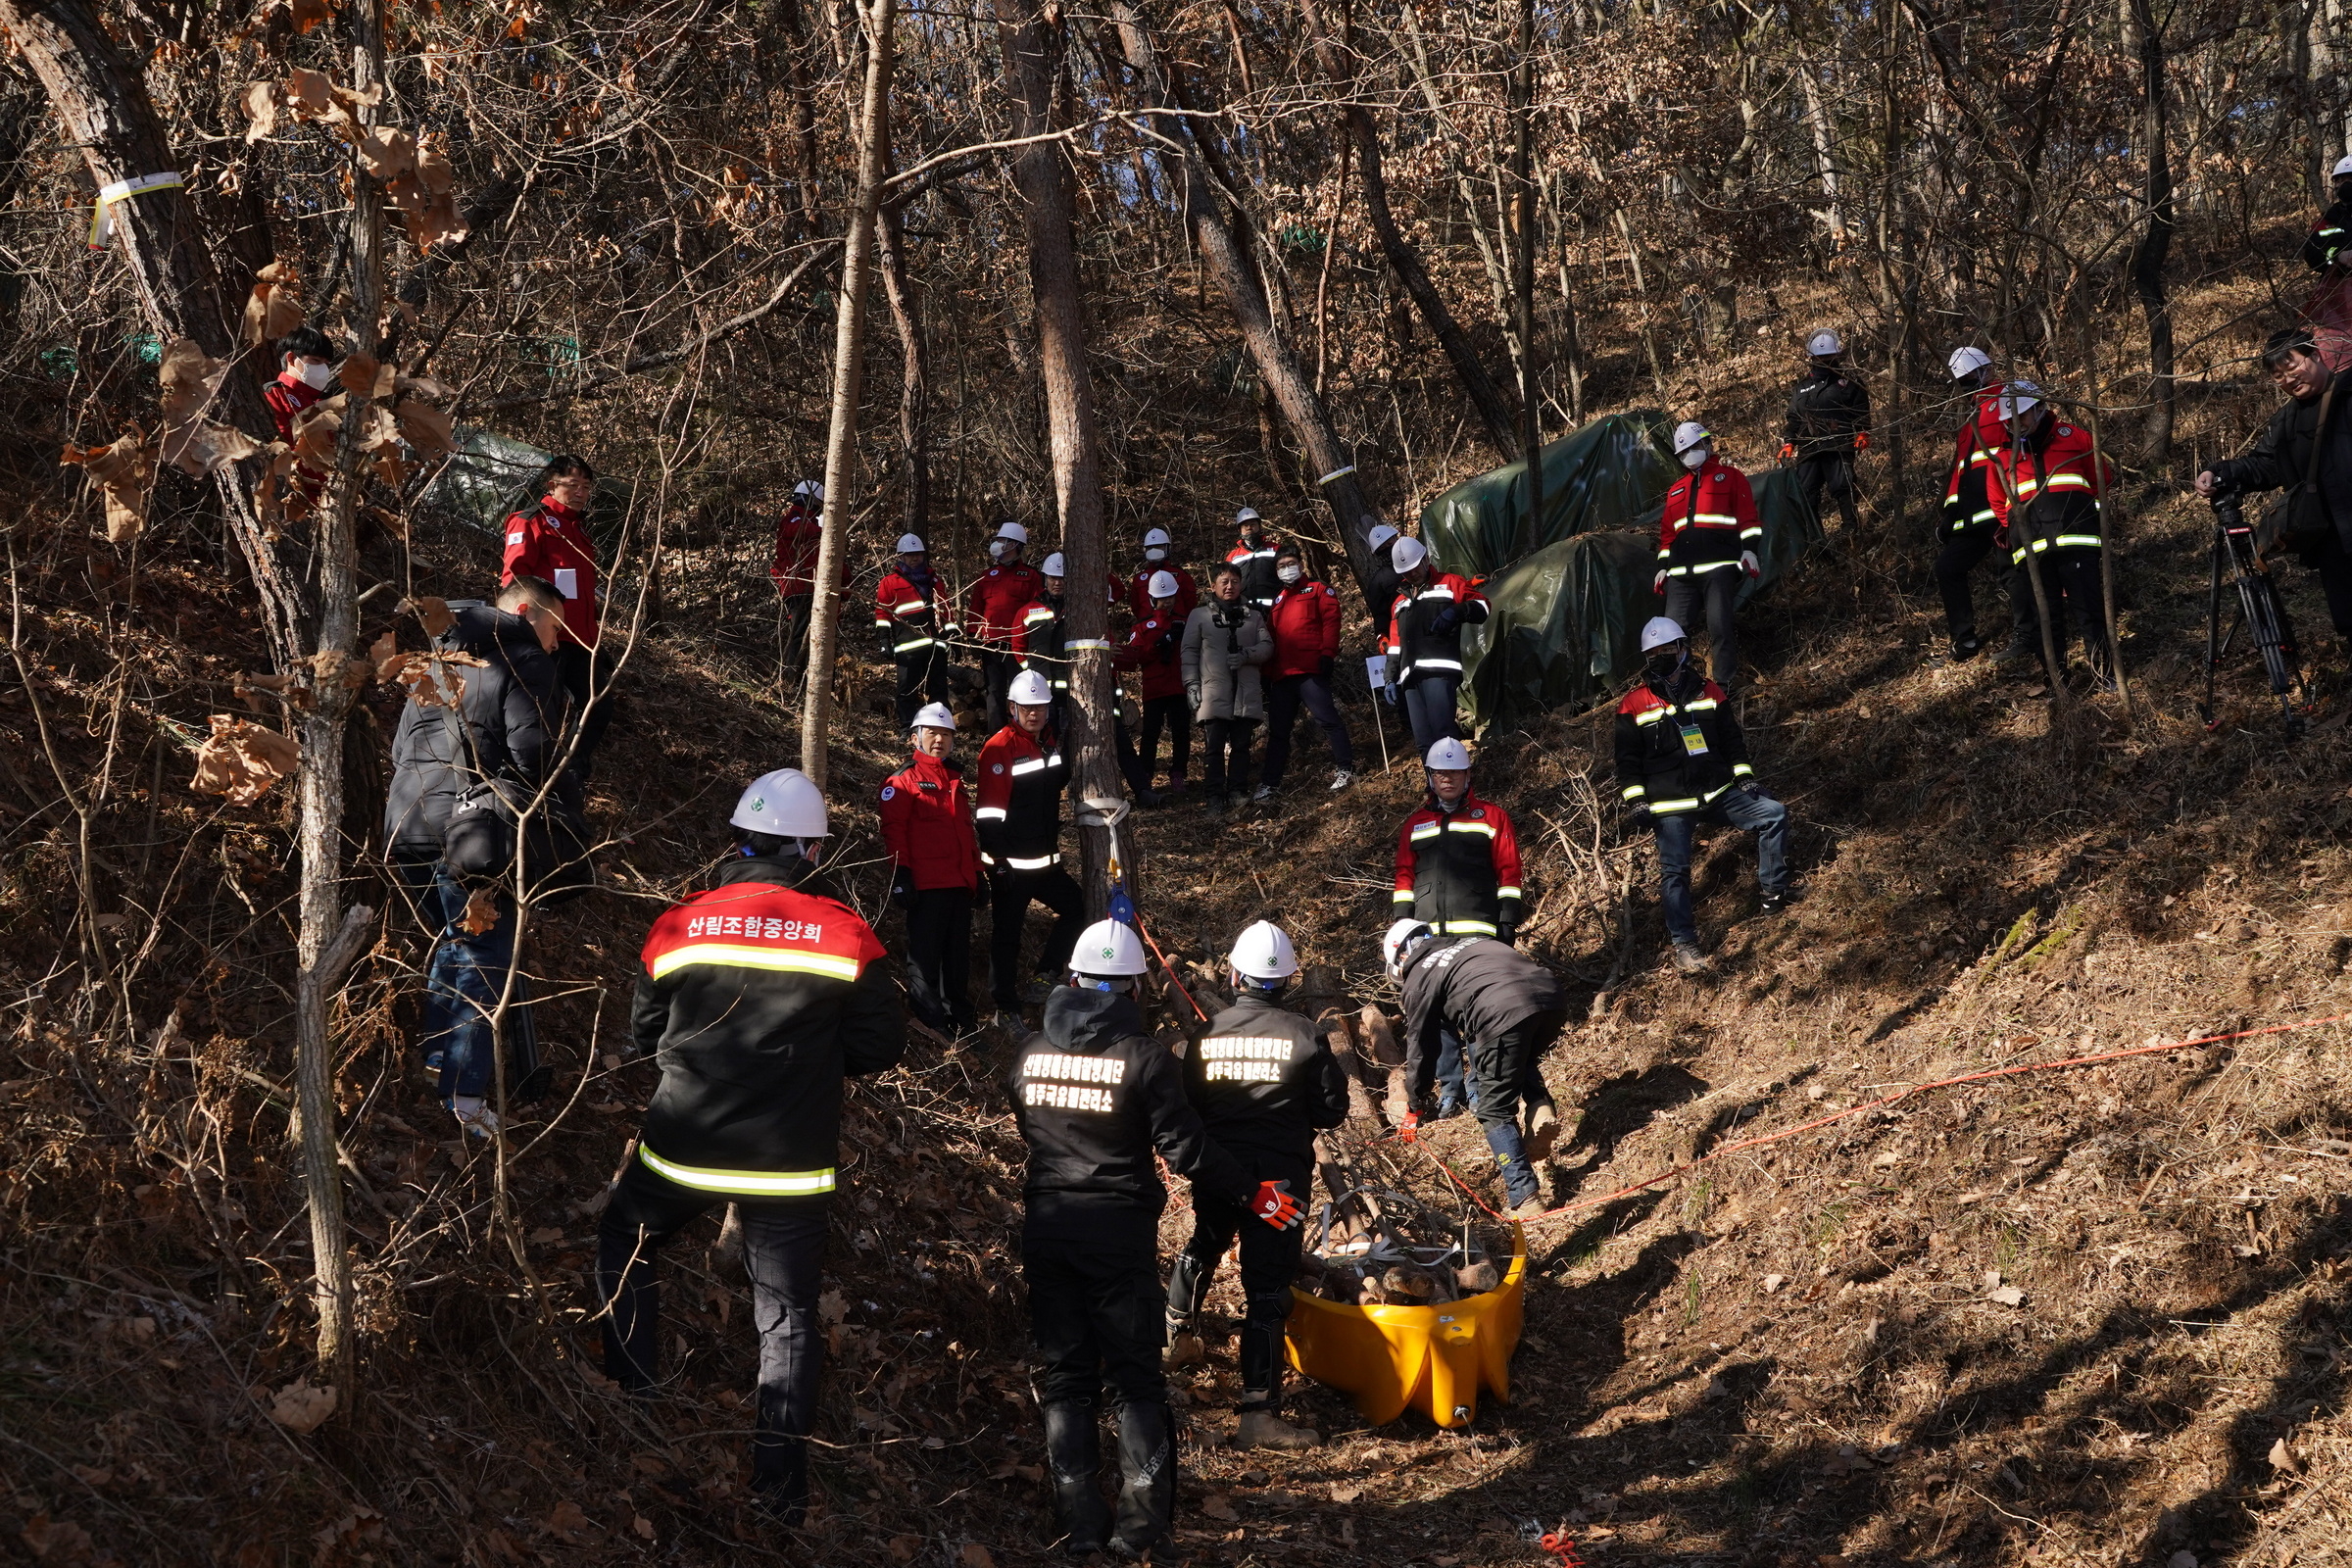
[1283, 1223, 1526, 1429]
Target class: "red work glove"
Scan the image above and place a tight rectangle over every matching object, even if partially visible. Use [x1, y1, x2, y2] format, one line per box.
[1398, 1110, 1423, 1145]
[1853, 431, 1872, 452]
[1249, 1179, 1303, 1230]
[1779, 442, 1795, 463]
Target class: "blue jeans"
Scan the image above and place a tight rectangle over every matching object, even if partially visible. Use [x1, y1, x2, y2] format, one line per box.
[394, 859, 537, 1101]
[1400, 674, 1460, 756]
[1652, 788, 1788, 946]
[1434, 1030, 1472, 1111]
[1261, 673, 1354, 785]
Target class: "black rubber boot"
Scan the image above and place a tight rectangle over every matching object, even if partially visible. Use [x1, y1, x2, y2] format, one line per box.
[1043, 1400, 1110, 1556]
[1108, 1401, 1176, 1560]
[749, 1435, 809, 1527]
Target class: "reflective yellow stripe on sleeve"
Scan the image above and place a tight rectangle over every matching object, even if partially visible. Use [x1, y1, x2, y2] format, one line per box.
[649, 945, 865, 982]
[640, 1144, 837, 1197]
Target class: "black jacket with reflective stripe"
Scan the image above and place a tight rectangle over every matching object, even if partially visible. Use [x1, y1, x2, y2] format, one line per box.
[1181, 994, 1349, 1167]
[1612, 666, 1754, 814]
[1008, 987, 1254, 1236]
[1398, 936, 1563, 1102]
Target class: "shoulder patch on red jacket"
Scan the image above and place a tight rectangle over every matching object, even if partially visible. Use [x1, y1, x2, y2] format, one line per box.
[643, 884, 885, 981]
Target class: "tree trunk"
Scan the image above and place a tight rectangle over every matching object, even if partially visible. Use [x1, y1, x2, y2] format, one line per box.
[1106, 1, 1386, 596]
[878, 191, 931, 536]
[993, 0, 1129, 918]
[1295, 0, 1520, 461]
[1, 0, 303, 668]
[1513, 0, 1543, 541]
[2129, 0, 2175, 465]
[800, 0, 898, 789]
[1796, 48, 1848, 249]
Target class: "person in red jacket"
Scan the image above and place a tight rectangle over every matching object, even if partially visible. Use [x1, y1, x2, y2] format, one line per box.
[874, 532, 956, 729]
[502, 454, 616, 778]
[879, 703, 984, 1037]
[262, 325, 338, 515]
[1226, 507, 1283, 611]
[1128, 528, 1199, 621]
[1990, 381, 2117, 688]
[967, 521, 1046, 730]
[1383, 537, 1489, 754]
[771, 480, 825, 675]
[1652, 421, 1762, 691]
[1934, 349, 2039, 665]
[976, 670, 1082, 1018]
[1256, 544, 1354, 799]
[1114, 571, 1192, 794]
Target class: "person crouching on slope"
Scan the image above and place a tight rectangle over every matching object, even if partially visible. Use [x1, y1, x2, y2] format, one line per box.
[1008, 919, 1303, 1559]
[596, 768, 906, 1526]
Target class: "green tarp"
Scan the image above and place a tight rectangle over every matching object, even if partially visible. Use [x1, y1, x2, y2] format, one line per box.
[1417, 411, 1680, 577]
[415, 425, 635, 547]
[1443, 417, 1827, 732]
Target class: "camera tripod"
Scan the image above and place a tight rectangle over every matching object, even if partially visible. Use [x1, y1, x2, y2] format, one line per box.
[2202, 492, 2305, 739]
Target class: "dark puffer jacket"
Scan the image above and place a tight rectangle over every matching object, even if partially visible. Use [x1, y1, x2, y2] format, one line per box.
[383, 603, 572, 860]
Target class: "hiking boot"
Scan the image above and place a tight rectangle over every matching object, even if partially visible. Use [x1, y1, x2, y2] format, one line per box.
[1951, 634, 1983, 662]
[750, 1436, 810, 1527]
[1758, 887, 1800, 915]
[1991, 635, 2038, 667]
[1669, 941, 1710, 975]
[1328, 769, 1353, 791]
[1161, 1332, 1206, 1370]
[1508, 1194, 1549, 1222]
[1235, 1408, 1321, 1450]
[1521, 1100, 1559, 1164]
[1044, 1399, 1111, 1556]
[1134, 788, 1165, 808]
[449, 1096, 502, 1139]
[1108, 1401, 1176, 1560]
[1250, 783, 1277, 804]
[1227, 791, 1249, 810]
[1430, 1096, 1465, 1122]
[1204, 796, 1228, 820]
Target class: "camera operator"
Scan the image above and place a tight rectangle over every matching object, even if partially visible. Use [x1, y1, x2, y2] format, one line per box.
[2195, 327, 2352, 657]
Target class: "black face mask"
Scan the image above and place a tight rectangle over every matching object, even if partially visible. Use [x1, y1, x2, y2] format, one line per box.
[1643, 651, 1682, 684]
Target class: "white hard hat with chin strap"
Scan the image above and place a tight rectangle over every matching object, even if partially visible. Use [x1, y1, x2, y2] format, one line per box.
[1235, 506, 1262, 526]
[793, 480, 824, 503]
[994, 520, 1029, 545]
[1070, 918, 1149, 988]
[1671, 420, 1711, 456]
[2335, 154, 2352, 178]
[731, 768, 829, 858]
[1007, 670, 1055, 707]
[1641, 615, 1688, 654]
[1143, 527, 1172, 549]
[1229, 920, 1298, 986]
[1423, 737, 1472, 770]
[1366, 523, 1398, 552]
[896, 532, 926, 555]
[1391, 536, 1428, 573]
[1947, 346, 1992, 381]
[1998, 380, 2043, 421]
[1383, 917, 1436, 978]
[1806, 328, 1844, 357]
[1042, 552, 1067, 577]
[910, 702, 956, 732]
[1147, 570, 1179, 600]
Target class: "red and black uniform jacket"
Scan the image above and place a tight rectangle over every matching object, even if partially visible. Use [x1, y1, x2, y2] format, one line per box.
[967, 563, 1045, 653]
[1226, 535, 1283, 610]
[263, 372, 328, 507]
[502, 497, 600, 649]
[1182, 993, 1350, 1169]
[1128, 564, 1199, 622]
[1015, 593, 1068, 691]
[1266, 577, 1342, 680]
[1398, 936, 1562, 1105]
[1384, 570, 1490, 687]
[1941, 384, 2008, 536]
[1613, 665, 1754, 816]
[770, 501, 822, 597]
[974, 723, 1069, 873]
[1991, 416, 2113, 564]
[878, 751, 982, 893]
[1114, 612, 1187, 702]
[1393, 788, 1524, 939]
[873, 566, 955, 658]
[629, 855, 905, 1198]
[1656, 458, 1761, 581]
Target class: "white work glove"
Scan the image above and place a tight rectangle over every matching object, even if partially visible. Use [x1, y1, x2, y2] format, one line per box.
[1652, 569, 1667, 595]
[1740, 551, 1760, 578]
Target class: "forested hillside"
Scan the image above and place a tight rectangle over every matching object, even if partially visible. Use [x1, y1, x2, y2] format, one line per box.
[5, 0, 2352, 1563]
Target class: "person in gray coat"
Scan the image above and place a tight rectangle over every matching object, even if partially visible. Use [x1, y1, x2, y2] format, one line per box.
[1181, 563, 1274, 814]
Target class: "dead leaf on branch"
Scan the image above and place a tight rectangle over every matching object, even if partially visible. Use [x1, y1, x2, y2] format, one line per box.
[396, 397, 454, 457]
[290, 393, 344, 466]
[400, 595, 455, 637]
[240, 259, 306, 344]
[157, 337, 260, 476]
[191, 715, 301, 806]
[233, 671, 308, 712]
[311, 649, 370, 690]
[266, 1375, 336, 1433]
[286, 0, 335, 35]
[284, 68, 336, 121]
[61, 427, 158, 542]
[541, 1499, 595, 1542]
[384, 651, 484, 709]
[240, 80, 280, 142]
[368, 629, 399, 675]
[336, 349, 394, 399]
[355, 124, 417, 181]
[396, 371, 455, 401]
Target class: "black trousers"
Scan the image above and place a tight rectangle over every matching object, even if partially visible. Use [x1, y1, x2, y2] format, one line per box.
[1136, 694, 1191, 785]
[1468, 1007, 1566, 1206]
[1933, 524, 2035, 646]
[1168, 1154, 1306, 1403]
[597, 1158, 827, 1489]
[1261, 674, 1353, 787]
[2014, 543, 2106, 662]
[990, 866, 1084, 1004]
[555, 642, 616, 780]
[1026, 1211, 1166, 1407]
[1663, 568, 1742, 690]
[894, 647, 953, 730]
[904, 886, 975, 1032]
[2302, 529, 2352, 637]
[1797, 453, 1859, 531]
[777, 592, 813, 674]
[1200, 716, 1257, 796]
[981, 650, 1020, 731]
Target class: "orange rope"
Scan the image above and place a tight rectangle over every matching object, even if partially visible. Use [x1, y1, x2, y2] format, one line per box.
[1402, 1010, 2352, 1226]
[1132, 908, 1207, 1022]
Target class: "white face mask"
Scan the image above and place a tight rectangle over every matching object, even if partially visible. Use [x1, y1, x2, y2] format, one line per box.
[1144, 547, 1166, 563]
[1277, 564, 1302, 585]
[989, 539, 1013, 562]
[1680, 446, 1708, 470]
[299, 360, 334, 392]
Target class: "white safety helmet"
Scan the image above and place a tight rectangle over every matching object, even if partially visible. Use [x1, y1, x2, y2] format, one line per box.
[994, 520, 1029, 546]
[1423, 737, 1472, 771]
[1007, 670, 1055, 707]
[1229, 919, 1298, 983]
[2335, 154, 2352, 178]
[730, 767, 829, 839]
[1147, 569, 1180, 600]
[1999, 380, 2043, 421]
[793, 479, 823, 503]
[895, 532, 926, 555]
[910, 702, 956, 733]
[1947, 346, 1991, 381]
[1070, 918, 1149, 979]
[1142, 527, 1172, 549]
[1236, 506, 1262, 526]
[1042, 552, 1067, 578]
[1366, 522, 1398, 553]
[1391, 536, 1428, 573]
[1383, 917, 1436, 978]
[1806, 328, 1844, 358]
[1671, 420, 1711, 456]
[1640, 615, 1688, 654]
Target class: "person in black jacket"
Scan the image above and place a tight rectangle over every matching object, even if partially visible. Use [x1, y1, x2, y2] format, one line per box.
[1615, 616, 1790, 976]
[597, 767, 906, 1527]
[2304, 156, 2352, 270]
[382, 576, 574, 1136]
[2196, 326, 2352, 657]
[1783, 328, 1871, 534]
[1385, 922, 1565, 1220]
[1162, 920, 1348, 1450]
[1009, 919, 1302, 1559]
